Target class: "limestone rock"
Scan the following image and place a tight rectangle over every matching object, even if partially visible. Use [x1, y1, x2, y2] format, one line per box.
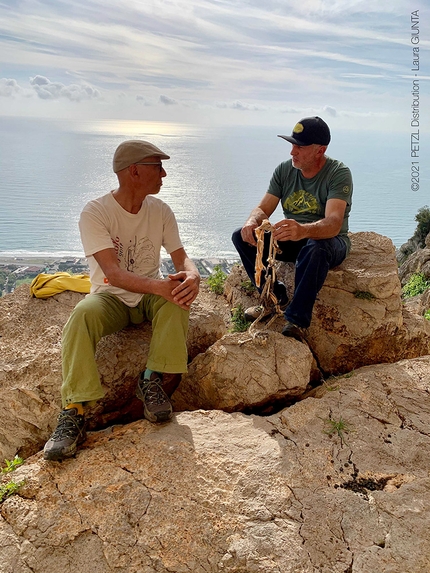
[1, 356, 430, 573]
[187, 283, 229, 359]
[223, 263, 260, 312]
[173, 331, 313, 412]
[306, 232, 430, 373]
[398, 244, 430, 285]
[227, 231, 429, 374]
[0, 285, 230, 461]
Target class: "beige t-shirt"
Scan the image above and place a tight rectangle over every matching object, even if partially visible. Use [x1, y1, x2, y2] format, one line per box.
[79, 191, 183, 306]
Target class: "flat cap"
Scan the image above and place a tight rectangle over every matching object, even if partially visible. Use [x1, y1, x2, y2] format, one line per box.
[113, 140, 170, 173]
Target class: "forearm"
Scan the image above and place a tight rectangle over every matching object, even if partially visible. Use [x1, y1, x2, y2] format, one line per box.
[298, 217, 343, 240]
[273, 215, 343, 242]
[104, 266, 167, 296]
[174, 254, 200, 278]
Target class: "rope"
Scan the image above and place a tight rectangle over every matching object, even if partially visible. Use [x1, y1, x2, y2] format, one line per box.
[241, 220, 284, 342]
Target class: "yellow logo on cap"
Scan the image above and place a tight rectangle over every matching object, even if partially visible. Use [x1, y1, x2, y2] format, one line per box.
[293, 123, 304, 134]
[343, 186, 350, 194]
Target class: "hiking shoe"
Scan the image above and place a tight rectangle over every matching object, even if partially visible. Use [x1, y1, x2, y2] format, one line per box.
[244, 296, 289, 322]
[136, 374, 173, 423]
[43, 408, 87, 461]
[281, 321, 306, 341]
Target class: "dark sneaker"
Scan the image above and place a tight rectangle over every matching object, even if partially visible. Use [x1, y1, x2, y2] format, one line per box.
[43, 408, 87, 461]
[136, 374, 173, 423]
[281, 321, 306, 341]
[244, 296, 289, 322]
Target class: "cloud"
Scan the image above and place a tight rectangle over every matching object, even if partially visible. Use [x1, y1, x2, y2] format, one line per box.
[29, 75, 101, 102]
[216, 100, 266, 111]
[0, 0, 426, 128]
[323, 105, 337, 117]
[159, 94, 178, 105]
[0, 78, 26, 97]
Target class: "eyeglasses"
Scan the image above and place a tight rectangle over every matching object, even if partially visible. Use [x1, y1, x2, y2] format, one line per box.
[135, 162, 164, 172]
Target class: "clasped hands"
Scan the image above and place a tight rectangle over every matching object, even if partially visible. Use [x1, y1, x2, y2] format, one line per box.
[161, 271, 200, 309]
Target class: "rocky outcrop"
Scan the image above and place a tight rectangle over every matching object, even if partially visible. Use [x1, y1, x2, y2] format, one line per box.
[226, 232, 430, 374]
[1, 230, 430, 572]
[0, 285, 230, 461]
[1, 356, 430, 573]
[306, 232, 430, 372]
[398, 231, 430, 286]
[1, 232, 429, 463]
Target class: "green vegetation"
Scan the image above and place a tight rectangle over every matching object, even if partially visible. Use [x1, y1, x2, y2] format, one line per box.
[15, 278, 34, 288]
[240, 280, 256, 295]
[402, 272, 430, 299]
[354, 290, 375, 300]
[323, 416, 353, 445]
[1, 456, 24, 474]
[414, 205, 430, 246]
[230, 304, 249, 332]
[0, 456, 25, 503]
[424, 309, 430, 321]
[207, 265, 228, 295]
[0, 269, 7, 292]
[0, 480, 24, 503]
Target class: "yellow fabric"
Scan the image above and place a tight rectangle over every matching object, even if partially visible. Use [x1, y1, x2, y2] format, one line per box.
[30, 272, 91, 299]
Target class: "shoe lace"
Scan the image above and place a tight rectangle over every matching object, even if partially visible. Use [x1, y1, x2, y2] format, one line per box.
[51, 410, 84, 440]
[139, 378, 168, 405]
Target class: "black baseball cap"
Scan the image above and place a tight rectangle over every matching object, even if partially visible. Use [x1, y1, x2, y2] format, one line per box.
[278, 116, 331, 146]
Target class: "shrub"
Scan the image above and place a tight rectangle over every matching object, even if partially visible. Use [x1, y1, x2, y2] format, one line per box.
[402, 272, 430, 298]
[415, 205, 430, 246]
[240, 280, 256, 295]
[207, 265, 227, 295]
[230, 304, 249, 332]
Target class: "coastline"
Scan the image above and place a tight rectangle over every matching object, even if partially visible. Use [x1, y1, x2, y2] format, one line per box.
[0, 255, 240, 278]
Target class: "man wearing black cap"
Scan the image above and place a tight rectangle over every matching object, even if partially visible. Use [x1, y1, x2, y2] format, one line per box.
[44, 140, 200, 461]
[232, 116, 353, 340]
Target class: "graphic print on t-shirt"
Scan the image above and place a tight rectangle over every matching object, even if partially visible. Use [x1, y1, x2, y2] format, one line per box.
[283, 189, 319, 215]
[112, 236, 156, 273]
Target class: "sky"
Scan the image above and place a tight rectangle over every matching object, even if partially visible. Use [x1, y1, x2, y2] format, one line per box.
[0, 0, 429, 131]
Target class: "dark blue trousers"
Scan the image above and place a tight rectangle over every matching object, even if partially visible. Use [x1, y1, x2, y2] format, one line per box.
[231, 228, 347, 328]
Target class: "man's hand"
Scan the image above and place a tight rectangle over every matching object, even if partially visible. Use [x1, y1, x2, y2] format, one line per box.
[273, 219, 305, 242]
[240, 195, 280, 246]
[168, 270, 200, 308]
[241, 220, 259, 246]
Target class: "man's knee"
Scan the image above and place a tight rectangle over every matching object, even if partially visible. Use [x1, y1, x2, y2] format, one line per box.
[231, 227, 244, 248]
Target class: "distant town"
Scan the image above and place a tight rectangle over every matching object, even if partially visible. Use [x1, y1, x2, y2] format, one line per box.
[0, 256, 239, 297]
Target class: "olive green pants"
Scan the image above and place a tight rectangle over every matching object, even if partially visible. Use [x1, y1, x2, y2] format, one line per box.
[61, 292, 189, 407]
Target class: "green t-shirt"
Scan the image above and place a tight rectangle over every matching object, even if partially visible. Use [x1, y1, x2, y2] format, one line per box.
[267, 156, 353, 252]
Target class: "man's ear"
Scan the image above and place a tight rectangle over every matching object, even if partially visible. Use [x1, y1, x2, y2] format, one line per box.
[128, 164, 139, 177]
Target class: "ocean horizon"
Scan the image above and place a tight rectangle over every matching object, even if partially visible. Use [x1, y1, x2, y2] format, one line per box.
[0, 116, 428, 260]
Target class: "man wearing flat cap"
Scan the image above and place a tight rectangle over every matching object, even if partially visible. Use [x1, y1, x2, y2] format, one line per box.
[232, 116, 353, 339]
[44, 140, 200, 461]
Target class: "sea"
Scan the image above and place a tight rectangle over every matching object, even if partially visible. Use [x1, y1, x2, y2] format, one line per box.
[0, 116, 428, 260]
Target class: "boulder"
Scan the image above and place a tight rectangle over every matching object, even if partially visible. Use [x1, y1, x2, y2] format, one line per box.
[173, 331, 313, 412]
[307, 233, 430, 373]
[1, 356, 430, 573]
